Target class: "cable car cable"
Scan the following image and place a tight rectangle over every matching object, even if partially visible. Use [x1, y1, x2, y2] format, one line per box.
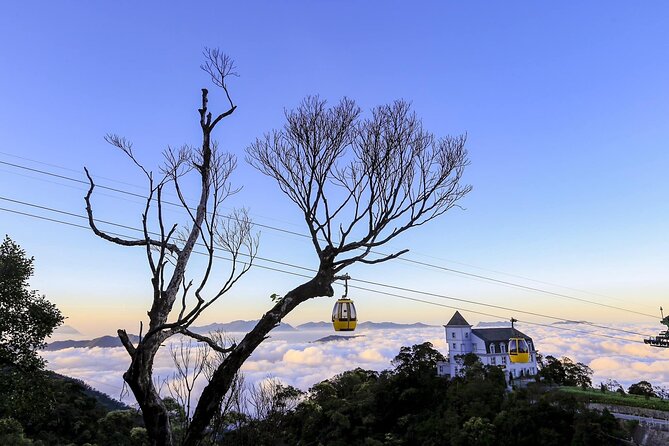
[346, 283, 642, 343]
[0, 199, 653, 337]
[1, 157, 656, 315]
[350, 276, 648, 337]
[1, 157, 658, 317]
[0, 204, 652, 344]
[0, 195, 653, 336]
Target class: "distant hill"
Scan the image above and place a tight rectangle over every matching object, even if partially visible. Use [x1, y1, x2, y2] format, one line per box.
[48, 371, 129, 412]
[44, 334, 141, 351]
[552, 320, 592, 325]
[476, 321, 511, 328]
[44, 320, 295, 351]
[312, 335, 364, 343]
[358, 321, 436, 330]
[54, 324, 83, 335]
[297, 321, 332, 330]
[298, 321, 437, 330]
[192, 320, 297, 333]
[45, 320, 436, 351]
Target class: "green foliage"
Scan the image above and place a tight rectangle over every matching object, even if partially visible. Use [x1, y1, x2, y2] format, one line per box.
[221, 348, 631, 446]
[392, 342, 445, 377]
[0, 367, 143, 445]
[559, 385, 669, 411]
[571, 408, 628, 446]
[628, 380, 655, 397]
[130, 427, 150, 446]
[96, 410, 146, 446]
[0, 236, 64, 370]
[0, 238, 150, 445]
[455, 416, 495, 446]
[217, 380, 305, 446]
[538, 355, 592, 388]
[0, 418, 34, 445]
[269, 293, 282, 302]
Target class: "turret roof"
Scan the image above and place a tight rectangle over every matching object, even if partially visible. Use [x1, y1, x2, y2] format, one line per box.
[445, 311, 470, 327]
[472, 328, 534, 345]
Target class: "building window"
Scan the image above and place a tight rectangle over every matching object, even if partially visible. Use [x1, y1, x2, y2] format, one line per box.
[500, 344, 506, 353]
[465, 332, 468, 339]
[502, 356, 507, 364]
[490, 357, 496, 366]
[452, 332, 455, 338]
[453, 343, 456, 349]
[490, 344, 495, 354]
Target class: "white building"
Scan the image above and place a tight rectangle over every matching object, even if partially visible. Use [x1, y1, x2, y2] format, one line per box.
[436, 311, 538, 383]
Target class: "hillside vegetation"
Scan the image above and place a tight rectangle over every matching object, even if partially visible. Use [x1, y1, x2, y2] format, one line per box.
[559, 386, 669, 412]
[2, 342, 654, 445]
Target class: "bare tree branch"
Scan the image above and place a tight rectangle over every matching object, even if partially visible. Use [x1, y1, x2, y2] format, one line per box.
[84, 167, 182, 254]
[178, 329, 237, 355]
[86, 50, 253, 446]
[247, 97, 471, 268]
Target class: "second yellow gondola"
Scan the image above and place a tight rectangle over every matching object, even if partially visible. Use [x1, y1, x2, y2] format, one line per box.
[508, 317, 530, 363]
[508, 337, 530, 363]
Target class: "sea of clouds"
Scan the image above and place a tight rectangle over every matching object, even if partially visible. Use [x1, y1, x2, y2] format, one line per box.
[40, 322, 669, 407]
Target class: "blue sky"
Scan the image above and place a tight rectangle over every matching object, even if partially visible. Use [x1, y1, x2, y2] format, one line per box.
[1, 2, 668, 336]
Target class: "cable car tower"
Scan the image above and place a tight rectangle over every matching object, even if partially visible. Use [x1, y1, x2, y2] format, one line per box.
[332, 274, 357, 332]
[644, 307, 669, 348]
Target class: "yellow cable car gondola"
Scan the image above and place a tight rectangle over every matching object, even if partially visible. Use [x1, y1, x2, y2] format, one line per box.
[332, 298, 357, 332]
[508, 318, 530, 363]
[332, 274, 357, 332]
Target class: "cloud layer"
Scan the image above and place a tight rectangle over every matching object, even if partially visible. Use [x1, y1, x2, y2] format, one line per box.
[40, 323, 669, 407]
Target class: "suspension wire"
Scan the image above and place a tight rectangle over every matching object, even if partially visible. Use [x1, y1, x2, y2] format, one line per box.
[347, 283, 643, 343]
[6, 141, 632, 308]
[0, 158, 658, 318]
[0, 203, 651, 343]
[351, 276, 648, 337]
[0, 192, 658, 328]
[0, 159, 307, 238]
[385, 256, 657, 318]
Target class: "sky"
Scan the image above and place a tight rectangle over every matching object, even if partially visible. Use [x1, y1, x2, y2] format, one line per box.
[1, 2, 668, 345]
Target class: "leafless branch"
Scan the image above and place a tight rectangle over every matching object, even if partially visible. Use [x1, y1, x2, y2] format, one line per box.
[178, 329, 237, 355]
[84, 167, 182, 254]
[201, 47, 237, 127]
[247, 97, 471, 268]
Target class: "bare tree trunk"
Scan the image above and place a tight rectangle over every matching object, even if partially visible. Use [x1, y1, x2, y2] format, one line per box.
[88, 67, 243, 445]
[184, 260, 335, 445]
[122, 333, 173, 445]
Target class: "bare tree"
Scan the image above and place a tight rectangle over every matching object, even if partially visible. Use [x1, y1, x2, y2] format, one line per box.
[85, 48, 258, 445]
[167, 338, 209, 442]
[88, 50, 470, 445]
[165, 331, 243, 444]
[183, 97, 471, 445]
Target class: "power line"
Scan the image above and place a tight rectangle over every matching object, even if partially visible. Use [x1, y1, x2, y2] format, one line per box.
[348, 283, 643, 343]
[0, 202, 650, 344]
[0, 194, 651, 335]
[0, 157, 658, 318]
[0, 190, 658, 322]
[0, 159, 308, 239]
[388, 257, 657, 319]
